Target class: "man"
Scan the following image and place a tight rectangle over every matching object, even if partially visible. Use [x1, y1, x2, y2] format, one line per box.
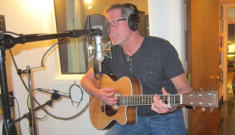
[81, 3, 192, 135]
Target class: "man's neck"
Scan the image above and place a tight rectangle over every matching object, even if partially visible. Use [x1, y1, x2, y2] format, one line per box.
[122, 33, 144, 56]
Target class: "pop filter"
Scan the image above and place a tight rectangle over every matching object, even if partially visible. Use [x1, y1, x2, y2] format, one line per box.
[89, 14, 108, 40]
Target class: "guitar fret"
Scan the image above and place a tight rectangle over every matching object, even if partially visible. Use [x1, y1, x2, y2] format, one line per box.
[128, 96, 131, 105]
[171, 96, 173, 105]
[119, 95, 181, 106]
[161, 95, 167, 104]
[148, 95, 151, 104]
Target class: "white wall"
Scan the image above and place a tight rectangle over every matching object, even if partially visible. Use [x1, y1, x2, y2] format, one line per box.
[0, 0, 185, 135]
[149, 0, 186, 68]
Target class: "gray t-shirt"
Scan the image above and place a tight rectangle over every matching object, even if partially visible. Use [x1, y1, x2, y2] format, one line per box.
[102, 36, 184, 116]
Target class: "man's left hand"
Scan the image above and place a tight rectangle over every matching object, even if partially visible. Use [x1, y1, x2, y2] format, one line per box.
[151, 87, 173, 114]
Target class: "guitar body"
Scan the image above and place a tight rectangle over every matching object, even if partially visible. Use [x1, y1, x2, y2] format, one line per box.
[89, 74, 142, 129]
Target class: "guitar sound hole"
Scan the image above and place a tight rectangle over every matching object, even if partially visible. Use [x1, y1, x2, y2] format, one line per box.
[105, 105, 117, 116]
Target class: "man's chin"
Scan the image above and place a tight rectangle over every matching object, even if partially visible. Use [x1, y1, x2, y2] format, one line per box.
[111, 41, 118, 46]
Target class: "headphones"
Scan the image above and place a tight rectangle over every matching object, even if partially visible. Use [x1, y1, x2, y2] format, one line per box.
[123, 3, 139, 31]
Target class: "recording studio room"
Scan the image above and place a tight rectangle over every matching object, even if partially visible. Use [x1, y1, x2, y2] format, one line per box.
[0, 0, 234, 135]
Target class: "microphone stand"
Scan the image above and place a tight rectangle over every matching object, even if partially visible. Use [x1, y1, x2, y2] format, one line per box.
[0, 31, 81, 135]
[14, 91, 61, 123]
[0, 50, 17, 135]
[0, 29, 102, 135]
[14, 91, 62, 135]
[20, 66, 37, 135]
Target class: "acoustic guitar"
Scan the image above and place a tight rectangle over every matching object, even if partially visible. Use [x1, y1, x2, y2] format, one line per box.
[89, 74, 218, 129]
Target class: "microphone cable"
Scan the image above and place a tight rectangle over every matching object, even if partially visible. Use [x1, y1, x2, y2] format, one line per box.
[68, 82, 84, 108]
[40, 38, 64, 68]
[26, 94, 48, 121]
[13, 96, 23, 135]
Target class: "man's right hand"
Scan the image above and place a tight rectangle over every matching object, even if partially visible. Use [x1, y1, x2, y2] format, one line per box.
[97, 88, 118, 105]
[81, 68, 118, 106]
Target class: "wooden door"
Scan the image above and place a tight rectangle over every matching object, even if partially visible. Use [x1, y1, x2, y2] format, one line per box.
[187, 0, 221, 135]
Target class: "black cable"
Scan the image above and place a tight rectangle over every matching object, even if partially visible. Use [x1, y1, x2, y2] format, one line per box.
[26, 91, 48, 120]
[39, 38, 64, 68]
[13, 97, 22, 135]
[69, 82, 83, 108]
[26, 90, 47, 120]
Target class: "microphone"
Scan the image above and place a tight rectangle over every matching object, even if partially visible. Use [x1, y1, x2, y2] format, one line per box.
[88, 14, 108, 74]
[35, 88, 69, 98]
[89, 14, 108, 39]
[94, 34, 104, 73]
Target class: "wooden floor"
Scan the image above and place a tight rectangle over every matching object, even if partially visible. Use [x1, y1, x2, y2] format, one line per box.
[219, 72, 235, 135]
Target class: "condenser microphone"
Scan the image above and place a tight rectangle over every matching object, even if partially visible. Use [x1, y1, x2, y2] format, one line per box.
[35, 88, 69, 97]
[94, 34, 104, 73]
[89, 14, 108, 39]
[88, 14, 108, 74]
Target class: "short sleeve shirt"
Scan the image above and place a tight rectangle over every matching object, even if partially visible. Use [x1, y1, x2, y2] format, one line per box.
[102, 36, 185, 116]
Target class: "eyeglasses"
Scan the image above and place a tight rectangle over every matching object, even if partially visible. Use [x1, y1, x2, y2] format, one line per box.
[106, 18, 126, 30]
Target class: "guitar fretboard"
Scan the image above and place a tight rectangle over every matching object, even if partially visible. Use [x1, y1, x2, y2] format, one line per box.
[118, 94, 182, 106]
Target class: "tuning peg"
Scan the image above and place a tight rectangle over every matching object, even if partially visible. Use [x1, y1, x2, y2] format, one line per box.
[200, 88, 205, 91]
[210, 107, 214, 112]
[210, 87, 214, 91]
[199, 102, 203, 106]
[192, 89, 196, 93]
[201, 107, 206, 111]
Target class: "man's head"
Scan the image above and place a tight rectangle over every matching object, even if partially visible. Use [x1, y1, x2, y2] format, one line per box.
[106, 3, 139, 31]
[105, 3, 139, 45]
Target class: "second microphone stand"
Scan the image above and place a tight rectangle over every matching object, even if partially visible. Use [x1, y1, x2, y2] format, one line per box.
[20, 66, 37, 135]
[14, 91, 62, 132]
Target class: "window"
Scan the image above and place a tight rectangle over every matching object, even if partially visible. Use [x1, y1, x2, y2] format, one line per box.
[54, 0, 148, 74]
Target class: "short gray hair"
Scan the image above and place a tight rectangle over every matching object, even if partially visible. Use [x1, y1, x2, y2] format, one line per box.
[105, 3, 137, 20]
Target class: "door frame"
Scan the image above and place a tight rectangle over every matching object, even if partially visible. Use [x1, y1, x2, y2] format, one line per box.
[222, 3, 235, 100]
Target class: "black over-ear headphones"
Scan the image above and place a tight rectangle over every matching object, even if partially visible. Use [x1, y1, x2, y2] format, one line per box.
[123, 3, 139, 31]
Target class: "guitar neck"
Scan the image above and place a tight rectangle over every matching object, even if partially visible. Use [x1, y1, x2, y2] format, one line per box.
[118, 94, 182, 106]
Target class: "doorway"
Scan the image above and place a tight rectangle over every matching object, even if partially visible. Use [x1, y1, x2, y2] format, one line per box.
[219, 3, 235, 135]
[227, 11, 235, 98]
[222, 3, 235, 101]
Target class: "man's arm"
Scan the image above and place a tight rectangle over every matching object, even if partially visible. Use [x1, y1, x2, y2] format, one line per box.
[171, 73, 192, 94]
[81, 68, 99, 97]
[81, 68, 117, 105]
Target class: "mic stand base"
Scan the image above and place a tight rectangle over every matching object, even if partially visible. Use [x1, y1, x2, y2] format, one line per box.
[14, 92, 61, 123]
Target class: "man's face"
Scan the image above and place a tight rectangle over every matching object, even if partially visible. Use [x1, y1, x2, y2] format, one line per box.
[106, 8, 132, 46]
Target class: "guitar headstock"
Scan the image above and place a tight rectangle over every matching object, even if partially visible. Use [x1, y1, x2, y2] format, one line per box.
[182, 90, 218, 110]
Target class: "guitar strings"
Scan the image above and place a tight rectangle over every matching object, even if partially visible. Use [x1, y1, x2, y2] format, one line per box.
[118, 95, 181, 105]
